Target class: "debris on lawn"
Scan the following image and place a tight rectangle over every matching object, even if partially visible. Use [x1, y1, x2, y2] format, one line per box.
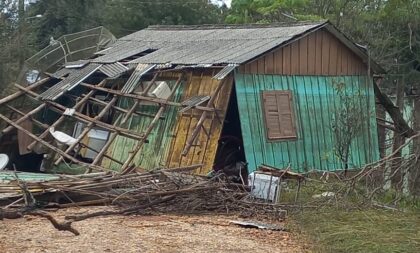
[0, 164, 287, 236]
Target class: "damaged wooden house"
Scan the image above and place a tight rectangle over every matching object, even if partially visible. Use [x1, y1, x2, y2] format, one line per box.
[0, 21, 389, 176]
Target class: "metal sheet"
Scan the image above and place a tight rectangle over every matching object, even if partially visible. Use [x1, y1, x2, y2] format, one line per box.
[121, 64, 156, 94]
[51, 68, 75, 79]
[234, 73, 380, 173]
[91, 41, 151, 63]
[179, 95, 210, 113]
[40, 63, 102, 101]
[99, 62, 130, 78]
[212, 64, 238, 80]
[116, 22, 325, 65]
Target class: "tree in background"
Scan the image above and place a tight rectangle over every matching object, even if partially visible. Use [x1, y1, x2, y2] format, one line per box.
[0, 0, 226, 90]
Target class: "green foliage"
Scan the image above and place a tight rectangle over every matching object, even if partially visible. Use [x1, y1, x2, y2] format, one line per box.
[0, 0, 225, 89]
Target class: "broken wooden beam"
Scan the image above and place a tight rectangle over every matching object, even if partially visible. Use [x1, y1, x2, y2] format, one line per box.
[80, 83, 217, 112]
[120, 74, 184, 174]
[0, 112, 107, 172]
[27, 79, 108, 151]
[14, 83, 145, 142]
[0, 78, 50, 106]
[54, 96, 118, 165]
[182, 77, 226, 156]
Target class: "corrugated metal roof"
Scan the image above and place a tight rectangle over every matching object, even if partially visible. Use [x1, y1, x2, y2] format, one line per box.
[40, 63, 102, 101]
[82, 21, 384, 73]
[51, 68, 76, 79]
[91, 41, 152, 63]
[212, 64, 238, 80]
[121, 64, 156, 94]
[99, 62, 130, 78]
[95, 22, 326, 65]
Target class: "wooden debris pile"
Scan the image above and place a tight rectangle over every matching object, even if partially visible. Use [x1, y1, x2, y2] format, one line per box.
[0, 165, 286, 233]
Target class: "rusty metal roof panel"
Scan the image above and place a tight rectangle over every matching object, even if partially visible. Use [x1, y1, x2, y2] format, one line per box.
[99, 62, 130, 78]
[40, 63, 102, 101]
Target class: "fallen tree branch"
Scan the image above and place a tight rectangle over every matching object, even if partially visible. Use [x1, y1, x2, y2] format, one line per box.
[27, 211, 80, 236]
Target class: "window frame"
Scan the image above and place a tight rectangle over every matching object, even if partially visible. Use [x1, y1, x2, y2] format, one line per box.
[261, 90, 298, 141]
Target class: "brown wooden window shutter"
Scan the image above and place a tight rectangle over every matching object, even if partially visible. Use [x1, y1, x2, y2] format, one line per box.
[262, 91, 297, 140]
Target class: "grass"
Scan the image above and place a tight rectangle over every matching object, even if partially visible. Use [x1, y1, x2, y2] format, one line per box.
[279, 177, 420, 252]
[289, 206, 420, 253]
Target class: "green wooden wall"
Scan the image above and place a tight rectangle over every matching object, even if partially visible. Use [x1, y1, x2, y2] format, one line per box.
[235, 73, 380, 173]
[105, 81, 184, 171]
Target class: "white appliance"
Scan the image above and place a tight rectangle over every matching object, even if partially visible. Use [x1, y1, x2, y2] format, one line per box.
[248, 172, 280, 202]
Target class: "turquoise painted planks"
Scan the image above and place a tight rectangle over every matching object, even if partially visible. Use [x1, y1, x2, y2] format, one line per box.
[235, 73, 380, 173]
[106, 81, 184, 171]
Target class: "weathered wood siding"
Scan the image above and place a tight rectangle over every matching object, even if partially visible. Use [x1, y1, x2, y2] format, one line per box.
[105, 70, 233, 174]
[167, 70, 233, 174]
[239, 28, 367, 76]
[235, 73, 379, 172]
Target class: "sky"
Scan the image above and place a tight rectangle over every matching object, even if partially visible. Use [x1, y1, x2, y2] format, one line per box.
[212, 0, 232, 8]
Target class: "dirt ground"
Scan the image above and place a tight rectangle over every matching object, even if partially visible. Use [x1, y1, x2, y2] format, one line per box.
[0, 207, 305, 253]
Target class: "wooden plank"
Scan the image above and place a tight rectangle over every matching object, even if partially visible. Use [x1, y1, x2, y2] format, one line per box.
[321, 30, 330, 75]
[274, 49, 283, 74]
[0, 77, 50, 105]
[291, 42, 300, 75]
[307, 33, 316, 75]
[299, 37, 308, 75]
[265, 52, 275, 74]
[257, 58, 265, 74]
[315, 31, 323, 75]
[282, 45, 291, 75]
[329, 36, 338, 75]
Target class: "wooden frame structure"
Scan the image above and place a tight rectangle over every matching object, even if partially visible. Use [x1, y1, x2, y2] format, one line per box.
[0, 66, 224, 173]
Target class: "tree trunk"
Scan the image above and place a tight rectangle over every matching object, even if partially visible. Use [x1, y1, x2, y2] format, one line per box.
[409, 97, 420, 196]
[391, 77, 405, 191]
[373, 78, 415, 138]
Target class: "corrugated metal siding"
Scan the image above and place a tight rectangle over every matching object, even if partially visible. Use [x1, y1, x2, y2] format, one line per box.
[104, 77, 185, 170]
[235, 73, 379, 172]
[239, 29, 367, 76]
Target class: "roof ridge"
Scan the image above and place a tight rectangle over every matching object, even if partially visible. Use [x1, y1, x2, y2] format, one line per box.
[147, 20, 328, 31]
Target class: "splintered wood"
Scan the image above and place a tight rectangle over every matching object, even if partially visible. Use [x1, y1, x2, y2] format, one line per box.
[0, 166, 286, 227]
